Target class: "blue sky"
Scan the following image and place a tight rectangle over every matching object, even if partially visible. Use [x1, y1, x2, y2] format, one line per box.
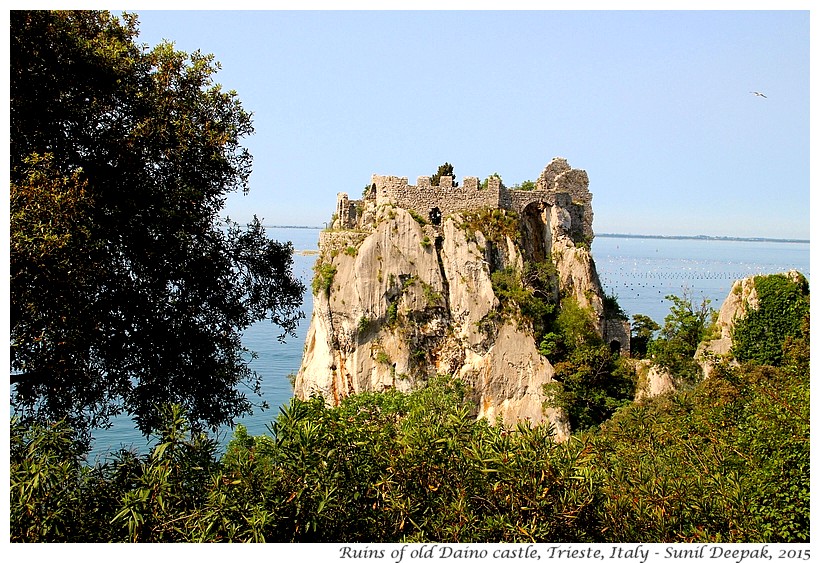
[132, 9, 810, 239]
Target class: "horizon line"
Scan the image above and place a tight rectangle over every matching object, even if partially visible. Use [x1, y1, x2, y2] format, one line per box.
[596, 233, 809, 244]
[261, 225, 809, 244]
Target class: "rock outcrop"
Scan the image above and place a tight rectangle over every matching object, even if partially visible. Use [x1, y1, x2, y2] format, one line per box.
[695, 269, 805, 378]
[295, 158, 628, 440]
[634, 359, 678, 402]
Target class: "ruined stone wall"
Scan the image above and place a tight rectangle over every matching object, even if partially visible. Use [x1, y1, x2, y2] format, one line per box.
[604, 318, 631, 356]
[373, 174, 503, 219]
[334, 192, 363, 229]
[363, 157, 593, 240]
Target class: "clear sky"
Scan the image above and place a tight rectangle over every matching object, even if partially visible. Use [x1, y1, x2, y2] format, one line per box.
[129, 8, 809, 239]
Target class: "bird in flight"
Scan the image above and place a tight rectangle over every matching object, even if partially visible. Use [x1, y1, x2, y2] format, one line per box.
[750, 91, 767, 98]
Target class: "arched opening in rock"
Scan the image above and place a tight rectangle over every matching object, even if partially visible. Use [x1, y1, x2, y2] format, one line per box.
[429, 207, 442, 226]
[520, 201, 552, 263]
[609, 340, 622, 355]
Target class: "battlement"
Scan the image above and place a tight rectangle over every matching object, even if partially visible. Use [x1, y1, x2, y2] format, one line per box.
[371, 173, 507, 221]
[339, 158, 594, 240]
[373, 157, 585, 213]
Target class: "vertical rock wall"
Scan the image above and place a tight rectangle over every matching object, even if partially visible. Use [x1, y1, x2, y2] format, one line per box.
[295, 159, 627, 440]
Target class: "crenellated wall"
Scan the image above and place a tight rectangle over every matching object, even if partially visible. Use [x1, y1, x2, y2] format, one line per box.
[363, 157, 594, 242]
[372, 174, 503, 220]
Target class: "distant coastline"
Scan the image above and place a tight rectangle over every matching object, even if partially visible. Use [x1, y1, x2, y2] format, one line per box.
[263, 225, 808, 244]
[597, 233, 809, 244]
[262, 225, 322, 230]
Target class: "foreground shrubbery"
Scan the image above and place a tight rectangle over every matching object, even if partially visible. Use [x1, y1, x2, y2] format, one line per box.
[11, 348, 809, 542]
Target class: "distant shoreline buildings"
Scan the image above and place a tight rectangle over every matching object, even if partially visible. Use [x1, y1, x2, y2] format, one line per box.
[262, 225, 808, 245]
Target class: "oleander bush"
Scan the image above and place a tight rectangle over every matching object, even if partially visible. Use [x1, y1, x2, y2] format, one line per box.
[10, 352, 809, 542]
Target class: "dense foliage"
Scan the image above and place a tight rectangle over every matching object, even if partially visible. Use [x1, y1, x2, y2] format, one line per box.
[630, 313, 661, 357]
[11, 348, 808, 542]
[9, 266, 809, 542]
[591, 355, 809, 542]
[732, 272, 809, 365]
[10, 10, 305, 438]
[9, 9, 809, 545]
[648, 292, 716, 381]
[477, 208, 635, 432]
[544, 298, 635, 431]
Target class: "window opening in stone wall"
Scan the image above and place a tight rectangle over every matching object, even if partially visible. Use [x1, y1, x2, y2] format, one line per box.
[429, 207, 442, 226]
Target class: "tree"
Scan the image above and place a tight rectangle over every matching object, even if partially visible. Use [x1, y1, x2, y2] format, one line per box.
[630, 314, 660, 357]
[542, 298, 635, 432]
[648, 291, 714, 381]
[10, 11, 305, 439]
[431, 162, 457, 186]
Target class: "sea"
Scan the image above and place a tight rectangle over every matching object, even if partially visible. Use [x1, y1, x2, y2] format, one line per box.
[85, 228, 810, 462]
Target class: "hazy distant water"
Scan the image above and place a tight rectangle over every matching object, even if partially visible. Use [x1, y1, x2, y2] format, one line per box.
[593, 236, 810, 325]
[86, 229, 809, 462]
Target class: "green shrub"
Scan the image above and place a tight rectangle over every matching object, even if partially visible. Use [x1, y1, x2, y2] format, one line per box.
[732, 273, 809, 366]
[386, 301, 399, 326]
[357, 315, 372, 334]
[648, 292, 715, 382]
[408, 209, 427, 225]
[420, 280, 442, 306]
[589, 361, 809, 542]
[459, 208, 519, 245]
[511, 179, 536, 191]
[603, 293, 627, 320]
[311, 261, 337, 296]
[491, 264, 557, 346]
[9, 363, 809, 543]
[10, 418, 89, 541]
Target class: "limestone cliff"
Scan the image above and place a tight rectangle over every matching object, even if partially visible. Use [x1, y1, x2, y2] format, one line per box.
[294, 158, 629, 440]
[695, 270, 805, 378]
[634, 360, 678, 402]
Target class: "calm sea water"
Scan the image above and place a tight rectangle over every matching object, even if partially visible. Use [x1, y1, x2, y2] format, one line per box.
[86, 229, 809, 462]
[593, 235, 810, 325]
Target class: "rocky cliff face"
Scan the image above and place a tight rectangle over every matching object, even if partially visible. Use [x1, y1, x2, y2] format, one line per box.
[695, 270, 804, 378]
[294, 158, 627, 440]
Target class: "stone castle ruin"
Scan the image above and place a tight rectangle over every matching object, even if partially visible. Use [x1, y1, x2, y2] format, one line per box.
[298, 157, 630, 435]
[330, 156, 628, 358]
[335, 157, 593, 247]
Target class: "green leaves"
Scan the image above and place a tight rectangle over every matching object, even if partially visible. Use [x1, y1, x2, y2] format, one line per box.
[10, 362, 809, 542]
[589, 361, 809, 542]
[430, 162, 457, 187]
[732, 273, 809, 366]
[647, 291, 715, 382]
[10, 10, 305, 436]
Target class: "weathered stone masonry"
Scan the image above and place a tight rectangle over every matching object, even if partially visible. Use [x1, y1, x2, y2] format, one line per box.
[337, 157, 593, 244]
[330, 157, 628, 354]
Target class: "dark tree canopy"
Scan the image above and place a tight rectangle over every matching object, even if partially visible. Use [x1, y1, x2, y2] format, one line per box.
[10, 10, 305, 438]
[431, 162, 457, 187]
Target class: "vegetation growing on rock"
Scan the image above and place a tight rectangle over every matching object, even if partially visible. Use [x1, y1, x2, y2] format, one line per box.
[9, 9, 808, 544]
[731, 272, 809, 366]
